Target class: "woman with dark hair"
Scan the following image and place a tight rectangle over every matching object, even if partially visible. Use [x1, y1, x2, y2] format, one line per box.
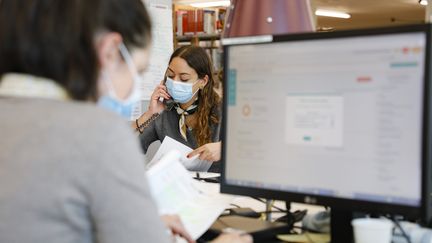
[0, 0, 251, 243]
[135, 45, 222, 172]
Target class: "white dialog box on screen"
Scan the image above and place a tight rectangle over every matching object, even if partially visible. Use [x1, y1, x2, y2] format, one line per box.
[285, 95, 344, 147]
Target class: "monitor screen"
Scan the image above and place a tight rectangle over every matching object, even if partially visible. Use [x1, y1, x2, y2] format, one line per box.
[222, 25, 430, 218]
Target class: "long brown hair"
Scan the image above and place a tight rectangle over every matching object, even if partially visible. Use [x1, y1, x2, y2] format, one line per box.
[169, 46, 221, 146]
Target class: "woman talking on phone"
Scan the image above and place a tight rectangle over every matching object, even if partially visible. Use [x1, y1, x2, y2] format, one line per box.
[134, 46, 222, 172]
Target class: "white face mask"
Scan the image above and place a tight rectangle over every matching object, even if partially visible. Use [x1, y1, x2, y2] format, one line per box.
[165, 77, 199, 104]
[97, 42, 142, 120]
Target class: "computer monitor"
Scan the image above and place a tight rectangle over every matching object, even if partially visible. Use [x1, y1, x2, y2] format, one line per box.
[221, 24, 432, 239]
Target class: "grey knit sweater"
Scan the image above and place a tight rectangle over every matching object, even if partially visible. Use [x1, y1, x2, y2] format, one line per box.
[0, 97, 170, 243]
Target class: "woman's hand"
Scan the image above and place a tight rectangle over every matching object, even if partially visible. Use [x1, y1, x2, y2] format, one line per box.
[187, 141, 221, 162]
[211, 233, 253, 243]
[161, 214, 195, 243]
[148, 82, 171, 115]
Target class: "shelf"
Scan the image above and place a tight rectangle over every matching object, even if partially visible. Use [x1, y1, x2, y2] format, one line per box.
[176, 33, 221, 42]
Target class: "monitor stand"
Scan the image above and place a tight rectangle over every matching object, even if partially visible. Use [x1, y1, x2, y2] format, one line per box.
[331, 208, 353, 243]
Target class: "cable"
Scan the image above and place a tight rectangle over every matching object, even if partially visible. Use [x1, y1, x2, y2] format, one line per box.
[229, 203, 241, 208]
[391, 217, 412, 243]
[275, 209, 308, 226]
[192, 175, 220, 183]
[256, 210, 289, 214]
[251, 197, 285, 212]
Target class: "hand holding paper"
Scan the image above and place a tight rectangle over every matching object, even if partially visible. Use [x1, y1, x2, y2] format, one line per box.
[187, 141, 221, 162]
[148, 136, 213, 171]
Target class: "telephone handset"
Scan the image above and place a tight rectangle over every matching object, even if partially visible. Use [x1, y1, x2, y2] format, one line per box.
[160, 76, 175, 110]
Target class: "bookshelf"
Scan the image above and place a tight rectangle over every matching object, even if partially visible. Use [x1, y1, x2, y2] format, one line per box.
[173, 4, 227, 78]
[173, 6, 226, 38]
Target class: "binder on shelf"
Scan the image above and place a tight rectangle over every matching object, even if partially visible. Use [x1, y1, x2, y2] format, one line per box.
[176, 10, 187, 36]
[197, 9, 204, 33]
[204, 10, 216, 34]
[185, 10, 195, 35]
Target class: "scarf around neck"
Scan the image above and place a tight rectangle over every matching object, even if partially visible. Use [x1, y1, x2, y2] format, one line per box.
[174, 99, 199, 141]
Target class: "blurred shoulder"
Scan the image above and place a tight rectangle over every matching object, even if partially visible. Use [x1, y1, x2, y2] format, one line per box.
[53, 100, 131, 133]
[1, 98, 136, 140]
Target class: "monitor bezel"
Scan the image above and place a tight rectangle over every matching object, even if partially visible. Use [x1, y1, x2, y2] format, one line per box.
[220, 24, 432, 223]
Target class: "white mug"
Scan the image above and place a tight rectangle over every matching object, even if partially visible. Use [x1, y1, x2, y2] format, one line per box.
[352, 218, 394, 243]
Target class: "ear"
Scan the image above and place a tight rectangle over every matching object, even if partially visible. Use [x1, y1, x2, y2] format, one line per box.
[94, 32, 123, 70]
[199, 75, 209, 89]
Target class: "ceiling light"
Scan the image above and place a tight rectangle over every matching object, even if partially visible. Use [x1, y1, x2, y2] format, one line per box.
[315, 9, 351, 19]
[190, 0, 231, 8]
[419, 0, 428, 6]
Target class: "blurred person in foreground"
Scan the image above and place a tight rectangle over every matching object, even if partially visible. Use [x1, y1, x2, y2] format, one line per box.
[0, 1, 252, 243]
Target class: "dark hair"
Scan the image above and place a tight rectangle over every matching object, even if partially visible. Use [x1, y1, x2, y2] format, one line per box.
[0, 0, 152, 101]
[169, 45, 221, 147]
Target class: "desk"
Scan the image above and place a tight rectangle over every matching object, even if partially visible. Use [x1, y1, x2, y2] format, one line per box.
[194, 172, 325, 218]
[193, 176, 328, 243]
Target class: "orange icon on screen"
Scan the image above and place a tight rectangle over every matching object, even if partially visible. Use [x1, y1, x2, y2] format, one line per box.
[412, 46, 422, 54]
[242, 104, 251, 117]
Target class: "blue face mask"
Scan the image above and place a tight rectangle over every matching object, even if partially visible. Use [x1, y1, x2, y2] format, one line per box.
[165, 77, 199, 104]
[97, 42, 141, 120]
[97, 95, 138, 119]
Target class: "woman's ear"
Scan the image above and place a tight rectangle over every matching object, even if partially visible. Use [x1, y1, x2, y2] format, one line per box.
[200, 75, 209, 89]
[95, 32, 123, 71]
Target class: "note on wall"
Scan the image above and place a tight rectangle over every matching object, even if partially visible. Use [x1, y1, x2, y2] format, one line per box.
[132, 0, 173, 120]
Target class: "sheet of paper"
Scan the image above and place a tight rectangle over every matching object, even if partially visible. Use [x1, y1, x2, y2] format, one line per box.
[148, 136, 213, 172]
[132, 1, 174, 120]
[146, 150, 233, 240]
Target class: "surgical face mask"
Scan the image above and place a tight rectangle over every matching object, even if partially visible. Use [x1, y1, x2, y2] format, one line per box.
[165, 77, 199, 104]
[98, 42, 142, 120]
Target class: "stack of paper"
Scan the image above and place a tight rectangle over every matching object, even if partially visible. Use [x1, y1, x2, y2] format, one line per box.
[146, 150, 233, 240]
